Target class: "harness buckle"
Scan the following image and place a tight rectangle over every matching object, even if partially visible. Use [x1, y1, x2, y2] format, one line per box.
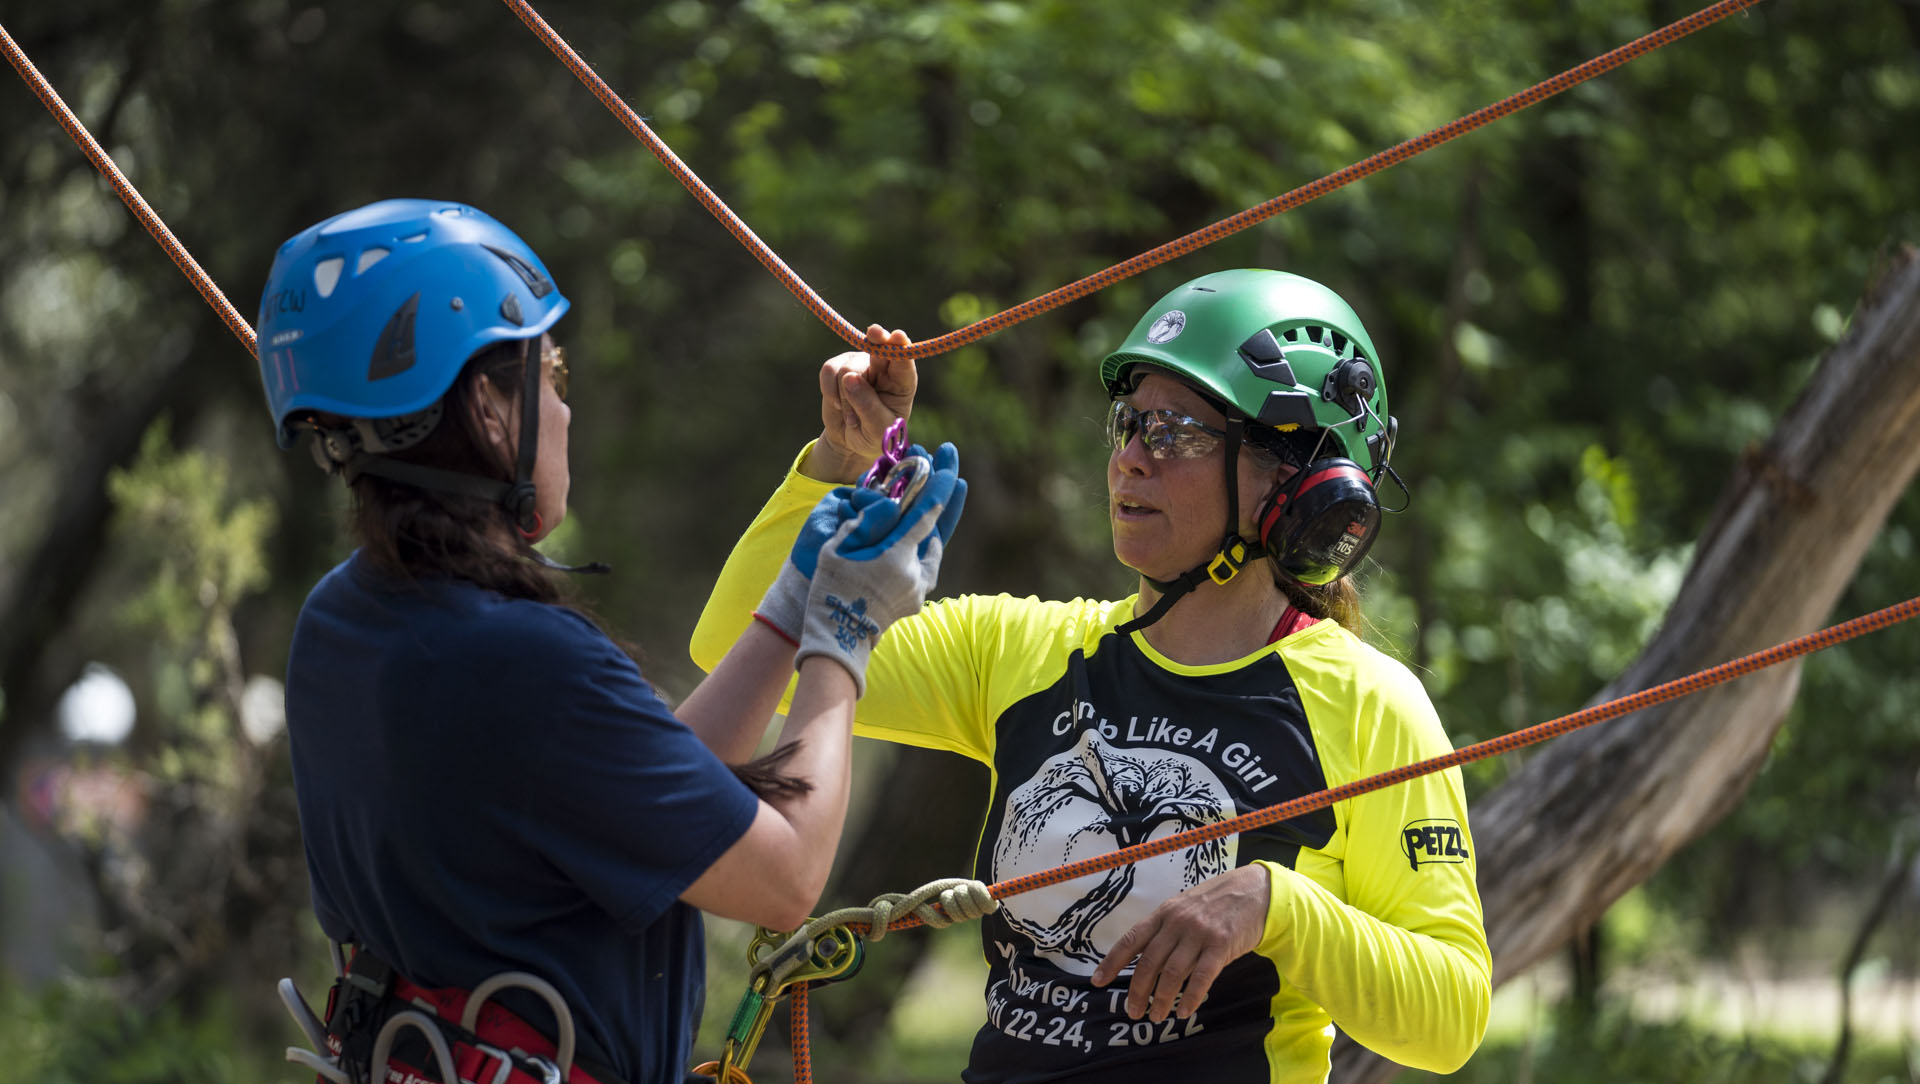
[522, 1054, 564, 1084]
[469, 1041, 516, 1084]
[1207, 540, 1249, 585]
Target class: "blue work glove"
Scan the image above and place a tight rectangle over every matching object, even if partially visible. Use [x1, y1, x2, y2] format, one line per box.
[797, 442, 967, 696]
[755, 488, 857, 644]
[756, 443, 968, 643]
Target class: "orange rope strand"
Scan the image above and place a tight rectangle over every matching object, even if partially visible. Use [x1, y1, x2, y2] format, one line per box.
[504, 0, 1765, 361]
[497, 0, 868, 351]
[789, 982, 812, 1084]
[1, 22, 258, 359]
[889, 593, 1920, 931]
[780, 594, 1920, 1080]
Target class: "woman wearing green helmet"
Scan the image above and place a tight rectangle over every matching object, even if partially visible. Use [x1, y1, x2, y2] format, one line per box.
[693, 272, 1489, 1083]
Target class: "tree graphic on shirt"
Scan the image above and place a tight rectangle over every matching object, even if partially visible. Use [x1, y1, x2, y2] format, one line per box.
[994, 731, 1232, 969]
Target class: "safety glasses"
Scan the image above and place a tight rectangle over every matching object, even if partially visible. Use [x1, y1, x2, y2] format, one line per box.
[545, 346, 569, 402]
[1105, 399, 1228, 460]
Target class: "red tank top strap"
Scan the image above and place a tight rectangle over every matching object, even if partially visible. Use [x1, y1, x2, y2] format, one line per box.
[1268, 605, 1317, 643]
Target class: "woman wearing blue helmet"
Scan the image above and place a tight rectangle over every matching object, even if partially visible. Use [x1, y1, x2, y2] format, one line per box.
[261, 199, 967, 1084]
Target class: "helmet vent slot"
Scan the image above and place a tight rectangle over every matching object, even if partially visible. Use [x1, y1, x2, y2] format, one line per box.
[356, 247, 390, 274]
[484, 245, 554, 299]
[399, 231, 428, 243]
[367, 292, 421, 382]
[312, 256, 345, 298]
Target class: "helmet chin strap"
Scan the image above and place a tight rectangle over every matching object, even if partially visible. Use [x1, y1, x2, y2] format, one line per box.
[329, 339, 608, 575]
[1115, 417, 1263, 636]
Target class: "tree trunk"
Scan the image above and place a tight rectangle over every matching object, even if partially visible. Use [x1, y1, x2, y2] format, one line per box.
[1332, 247, 1920, 1082]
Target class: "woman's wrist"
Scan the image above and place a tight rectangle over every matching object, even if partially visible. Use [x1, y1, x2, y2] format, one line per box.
[798, 433, 869, 484]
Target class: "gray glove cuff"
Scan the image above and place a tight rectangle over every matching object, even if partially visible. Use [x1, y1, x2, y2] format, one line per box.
[755, 560, 809, 644]
[794, 591, 884, 698]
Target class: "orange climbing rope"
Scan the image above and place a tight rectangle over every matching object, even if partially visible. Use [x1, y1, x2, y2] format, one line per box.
[0, 22, 258, 359]
[746, 594, 1920, 1083]
[921, 593, 1920, 924]
[502, 0, 1766, 361]
[7, 2, 1765, 365]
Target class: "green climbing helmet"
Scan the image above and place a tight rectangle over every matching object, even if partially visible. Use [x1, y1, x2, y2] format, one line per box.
[1100, 268, 1394, 475]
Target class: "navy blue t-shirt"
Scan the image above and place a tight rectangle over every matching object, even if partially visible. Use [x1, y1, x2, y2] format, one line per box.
[286, 554, 759, 1084]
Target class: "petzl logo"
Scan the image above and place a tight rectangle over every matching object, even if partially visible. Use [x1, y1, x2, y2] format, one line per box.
[1401, 818, 1469, 870]
[1146, 310, 1186, 344]
[825, 594, 880, 651]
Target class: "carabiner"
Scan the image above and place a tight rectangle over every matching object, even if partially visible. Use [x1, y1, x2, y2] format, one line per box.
[858, 417, 911, 493]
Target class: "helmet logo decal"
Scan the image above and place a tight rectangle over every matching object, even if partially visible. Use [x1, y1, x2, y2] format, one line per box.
[1146, 310, 1186, 344]
[263, 286, 306, 319]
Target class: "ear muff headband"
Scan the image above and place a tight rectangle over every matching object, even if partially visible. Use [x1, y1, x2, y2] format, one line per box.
[1256, 458, 1381, 586]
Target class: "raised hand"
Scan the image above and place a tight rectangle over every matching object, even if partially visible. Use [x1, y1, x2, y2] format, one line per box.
[806, 324, 918, 483]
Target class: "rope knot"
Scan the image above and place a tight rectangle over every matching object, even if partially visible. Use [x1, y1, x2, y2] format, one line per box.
[860, 878, 998, 942]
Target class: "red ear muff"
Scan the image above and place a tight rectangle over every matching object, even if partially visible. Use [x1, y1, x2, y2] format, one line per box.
[1256, 458, 1381, 586]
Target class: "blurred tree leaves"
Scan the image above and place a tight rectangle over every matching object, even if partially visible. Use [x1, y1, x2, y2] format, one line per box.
[1, 0, 1917, 1071]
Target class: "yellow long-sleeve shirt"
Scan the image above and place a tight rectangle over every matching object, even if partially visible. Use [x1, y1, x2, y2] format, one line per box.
[691, 446, 1491, 1083]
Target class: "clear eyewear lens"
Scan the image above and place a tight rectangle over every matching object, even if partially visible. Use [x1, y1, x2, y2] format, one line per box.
[1106, 400, 1135, 451]
[546, 346, 569, 401]
[1106, 401, 1225, 460]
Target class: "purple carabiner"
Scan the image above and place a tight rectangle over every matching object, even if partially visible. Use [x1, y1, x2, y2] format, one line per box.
[859, 418, 911, 493]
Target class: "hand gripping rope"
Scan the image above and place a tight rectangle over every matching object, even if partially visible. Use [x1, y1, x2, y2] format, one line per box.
[698, 594, 1920, 1084]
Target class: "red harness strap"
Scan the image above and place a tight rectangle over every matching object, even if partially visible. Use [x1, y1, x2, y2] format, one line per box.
[321, 949, 622, 1084]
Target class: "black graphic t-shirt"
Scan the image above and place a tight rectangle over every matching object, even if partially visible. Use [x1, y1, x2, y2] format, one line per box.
[692, 454, 1493, 1084]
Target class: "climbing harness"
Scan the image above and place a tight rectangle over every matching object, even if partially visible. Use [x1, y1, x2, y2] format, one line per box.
[278, 944, 618, 1084]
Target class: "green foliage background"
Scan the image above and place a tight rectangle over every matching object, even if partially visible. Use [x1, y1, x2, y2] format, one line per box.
[1, 0, 1917, 1079]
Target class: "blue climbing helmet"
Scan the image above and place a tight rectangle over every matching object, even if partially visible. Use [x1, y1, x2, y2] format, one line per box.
[257, 199, 569, 448]
[257, 200, 578, 542]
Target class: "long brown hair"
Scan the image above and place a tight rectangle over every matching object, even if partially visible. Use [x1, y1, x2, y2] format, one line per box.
[1276, 573, 1364, 636]
[346, 340, 810, 799]
[349, 340, 554, 598]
